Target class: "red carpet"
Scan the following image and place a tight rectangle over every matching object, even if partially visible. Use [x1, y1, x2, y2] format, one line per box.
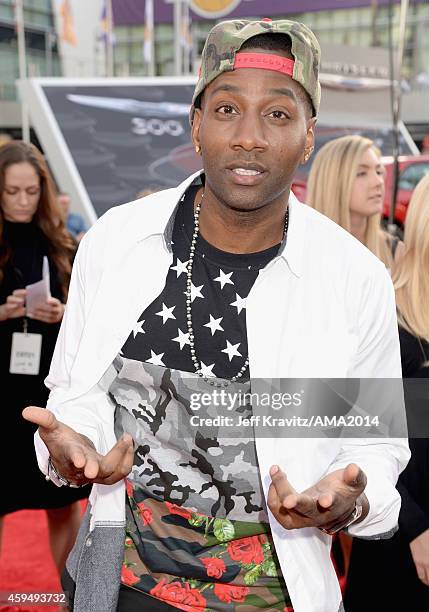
[0, 510, 63, 612]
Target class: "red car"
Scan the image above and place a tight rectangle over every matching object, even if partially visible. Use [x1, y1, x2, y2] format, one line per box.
[381, 155, 429, 225]
[292, 154, 429, 227]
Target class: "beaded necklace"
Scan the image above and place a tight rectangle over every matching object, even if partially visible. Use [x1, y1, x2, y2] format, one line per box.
[185, 192, 289, 388]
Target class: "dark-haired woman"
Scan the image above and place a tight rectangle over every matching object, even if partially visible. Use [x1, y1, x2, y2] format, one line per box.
[0, 141, 89, 573]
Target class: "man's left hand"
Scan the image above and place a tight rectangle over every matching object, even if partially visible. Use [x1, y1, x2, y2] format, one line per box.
[267, 463, 368, 532]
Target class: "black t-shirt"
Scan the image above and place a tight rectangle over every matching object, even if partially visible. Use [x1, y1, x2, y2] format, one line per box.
[397, 327, 429, 544]
[399, 326, 429, 378]
[121, 184, 281, 379]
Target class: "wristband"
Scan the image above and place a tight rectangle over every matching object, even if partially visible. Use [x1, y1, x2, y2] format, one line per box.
[320, 501, 363, 535]
[46, 456, 88, 488]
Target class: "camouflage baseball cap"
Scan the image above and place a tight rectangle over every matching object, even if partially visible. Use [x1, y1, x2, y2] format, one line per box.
[191, 18, 321, 120]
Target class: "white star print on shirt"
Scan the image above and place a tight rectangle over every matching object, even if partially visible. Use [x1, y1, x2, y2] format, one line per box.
[156, 303, 176, 324]
[170, 257, 189, 278]
[199, 361, 216, 377]
[204, 314, 224, 336]
[133, 319, 145, 338]
[230, 293, 246, 315]
[184, 283, 204, 303]
[214, 269, 234, 290]
[172, 328, 190, 350]
[146, 350, 165, 366]
[221, 340, 242, 361]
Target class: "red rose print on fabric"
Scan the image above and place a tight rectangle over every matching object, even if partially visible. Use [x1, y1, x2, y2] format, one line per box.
[150, 578, 206, 612]
[121, 565, 139, 586]
[227, 535, 264, 565]
[213, 583, 249, 603]
[125, 479, 133, 498]
[137, 502, 153, 525]
[201, 556, 226, 579]
[165, 502, 193, 519]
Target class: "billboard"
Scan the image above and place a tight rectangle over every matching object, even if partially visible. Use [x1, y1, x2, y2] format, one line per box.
[19, 77, 200, 222]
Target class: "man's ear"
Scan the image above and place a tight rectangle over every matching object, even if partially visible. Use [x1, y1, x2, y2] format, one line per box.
[301, 117, 316, 164]
[191, 107, 202, 154]
[306, 117, 316, 150]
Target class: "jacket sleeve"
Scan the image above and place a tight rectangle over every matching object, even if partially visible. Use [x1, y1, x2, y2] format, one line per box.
[34, 210, 118, 480]
[397, 436, 429, 543]
[397, 480, 429, 543]
[327, 261, 410, 539]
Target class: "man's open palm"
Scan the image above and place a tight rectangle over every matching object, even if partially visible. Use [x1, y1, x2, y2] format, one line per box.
[267, 463, 368, 532]
[22, 406, 134, 486]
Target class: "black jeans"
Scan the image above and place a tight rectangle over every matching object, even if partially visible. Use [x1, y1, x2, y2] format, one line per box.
[62, 568, 177, 611]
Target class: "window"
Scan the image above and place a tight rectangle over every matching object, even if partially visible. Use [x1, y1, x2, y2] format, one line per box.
[399, 163, 429, 191]
[27, 0, 51, 10]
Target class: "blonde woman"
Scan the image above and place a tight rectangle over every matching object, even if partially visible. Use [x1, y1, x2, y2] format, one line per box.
[306, 134, 397, 267]
[345, 173, 429, 610]
[394, 172, 429, 372]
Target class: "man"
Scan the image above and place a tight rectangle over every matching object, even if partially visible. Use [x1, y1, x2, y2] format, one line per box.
[24, 18, 409, 612]
[58, 191, 88, 243]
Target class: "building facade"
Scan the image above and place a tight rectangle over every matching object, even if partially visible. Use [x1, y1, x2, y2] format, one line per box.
[0, 0, 61, 133]
[110, 0, 429, 147]
[112, 0, 429, 85]
[2, 1, 429, 142]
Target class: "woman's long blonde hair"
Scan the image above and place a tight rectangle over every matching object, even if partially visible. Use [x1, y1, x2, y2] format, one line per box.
[393, 173, 429, 341]
[306, 135, 392, 267]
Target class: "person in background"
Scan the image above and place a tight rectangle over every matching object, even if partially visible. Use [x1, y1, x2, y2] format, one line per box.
[344, 172, 429, 609]
[306, 134, 400, 268]
[58, 191, 88, 243]
[135, 186, 161, 199]
[0, 141, 89, 573]
[394, 173, 429, 380]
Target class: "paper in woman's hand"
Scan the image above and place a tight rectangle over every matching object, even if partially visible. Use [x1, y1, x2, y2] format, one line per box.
[25, 256, 51, 317]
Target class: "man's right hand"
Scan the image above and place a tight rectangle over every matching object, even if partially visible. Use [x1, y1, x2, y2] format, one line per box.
[22, 406, 134, 486]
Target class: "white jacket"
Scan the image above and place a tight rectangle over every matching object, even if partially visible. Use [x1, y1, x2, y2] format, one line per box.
[35, 171, 409, 612]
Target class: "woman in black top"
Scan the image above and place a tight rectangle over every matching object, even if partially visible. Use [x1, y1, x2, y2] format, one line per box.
[0, 141, 89, 573]
[344, 173, 429, 610]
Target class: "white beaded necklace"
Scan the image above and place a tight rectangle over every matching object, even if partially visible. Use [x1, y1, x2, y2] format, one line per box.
[185, 192, 289, 388]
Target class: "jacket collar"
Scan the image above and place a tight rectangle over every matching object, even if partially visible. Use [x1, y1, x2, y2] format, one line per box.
[133, 170, 304, 278]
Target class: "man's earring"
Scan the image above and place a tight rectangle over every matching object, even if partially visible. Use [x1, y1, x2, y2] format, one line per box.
[195, 145, 201, 154]
[303, 146, 314, 162]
